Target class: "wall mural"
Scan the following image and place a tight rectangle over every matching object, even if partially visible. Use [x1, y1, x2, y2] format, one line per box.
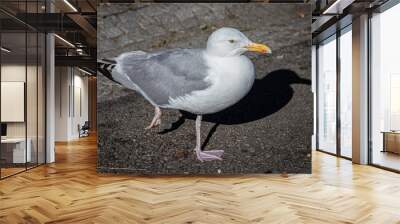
[97, 3, 312, 174]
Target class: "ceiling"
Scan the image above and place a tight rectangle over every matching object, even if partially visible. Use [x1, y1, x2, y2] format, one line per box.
[1, 31, 46, 64]
[0, 0, 97, 72]
[311, 0, 390, 42]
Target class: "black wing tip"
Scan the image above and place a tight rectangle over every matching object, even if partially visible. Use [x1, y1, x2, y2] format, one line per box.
[97, 59, 121, 85]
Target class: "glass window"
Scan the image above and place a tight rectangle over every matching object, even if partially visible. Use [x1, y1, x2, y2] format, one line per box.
[339, 27, 352, 158]
[371, 3, 400, 171]
[317, 35, 337, 154]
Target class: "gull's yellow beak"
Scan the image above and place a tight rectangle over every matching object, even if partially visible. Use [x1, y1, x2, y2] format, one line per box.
[246, 43, 272, 54]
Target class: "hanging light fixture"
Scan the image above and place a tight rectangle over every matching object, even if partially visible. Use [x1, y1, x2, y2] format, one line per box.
[54, 34, 75, 48]
[78, 67, 94, 76]
[63, 0, 78, 12]
[1, 47, 11, 53]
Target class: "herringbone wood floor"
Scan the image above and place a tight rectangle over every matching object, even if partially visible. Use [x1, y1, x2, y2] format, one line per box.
[1, 135, 400, 224]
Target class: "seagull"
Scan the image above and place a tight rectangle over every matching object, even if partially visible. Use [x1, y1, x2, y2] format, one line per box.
[98, 27, 271, 162]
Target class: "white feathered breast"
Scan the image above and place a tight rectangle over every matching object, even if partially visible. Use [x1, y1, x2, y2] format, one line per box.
[167, 53, 255, 114]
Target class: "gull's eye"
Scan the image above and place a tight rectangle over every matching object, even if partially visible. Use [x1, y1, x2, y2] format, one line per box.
[228, 39, 235, 43]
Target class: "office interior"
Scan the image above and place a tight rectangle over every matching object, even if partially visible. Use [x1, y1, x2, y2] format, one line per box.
[0, 0, 398, 177]
[0, 0, 97, 179]
[312, 0, 400, 172]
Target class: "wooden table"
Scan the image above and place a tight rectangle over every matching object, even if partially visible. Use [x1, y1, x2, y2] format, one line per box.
[381, 131, 400, 154]
[1, 138, 31, 163]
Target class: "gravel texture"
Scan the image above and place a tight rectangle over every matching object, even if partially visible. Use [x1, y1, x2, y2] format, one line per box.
[97, 3, 312, 174]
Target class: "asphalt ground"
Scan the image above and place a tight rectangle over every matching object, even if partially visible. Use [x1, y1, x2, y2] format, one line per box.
[97, 3, 312, 174]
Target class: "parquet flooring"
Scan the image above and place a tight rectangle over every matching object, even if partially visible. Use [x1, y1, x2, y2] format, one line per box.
[0, 167, 26, 178]
[1, 134, 400, 224]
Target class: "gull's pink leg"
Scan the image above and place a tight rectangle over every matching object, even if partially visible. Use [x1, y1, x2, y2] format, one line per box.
[194, 115, 224, 162]
[145, 106, 162, 130]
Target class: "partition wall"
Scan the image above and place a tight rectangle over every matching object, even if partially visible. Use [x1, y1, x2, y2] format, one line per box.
[0, 1, 47, 179]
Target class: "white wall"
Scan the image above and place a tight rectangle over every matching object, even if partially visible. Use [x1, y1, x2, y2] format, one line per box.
[1, 65, 26, 134]
[1, 63, 46, 164]
[55, 66, 70, 141]
[55, 67, 89, 141]
[70, 72, 89, 139]
[1, 65, 41, 138]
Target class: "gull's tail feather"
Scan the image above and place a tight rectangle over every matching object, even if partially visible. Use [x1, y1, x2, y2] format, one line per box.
[97, 59, 121, 84]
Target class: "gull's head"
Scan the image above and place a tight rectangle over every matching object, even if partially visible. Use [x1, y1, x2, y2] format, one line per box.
[206, 27, 272, 57]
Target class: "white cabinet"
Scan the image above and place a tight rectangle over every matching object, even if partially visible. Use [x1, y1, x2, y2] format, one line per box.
[1, 138, 32, 163]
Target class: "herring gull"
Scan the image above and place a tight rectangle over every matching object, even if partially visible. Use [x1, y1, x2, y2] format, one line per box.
[98, 27, 271, 162]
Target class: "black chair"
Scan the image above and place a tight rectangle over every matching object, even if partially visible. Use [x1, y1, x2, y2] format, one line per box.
[79, 121, 90, 138]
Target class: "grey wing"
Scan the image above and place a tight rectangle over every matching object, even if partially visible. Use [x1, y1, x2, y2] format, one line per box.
[114, 49, 211, 106]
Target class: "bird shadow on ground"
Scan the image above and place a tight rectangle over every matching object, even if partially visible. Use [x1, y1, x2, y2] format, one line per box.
[159, 69, 311, 136]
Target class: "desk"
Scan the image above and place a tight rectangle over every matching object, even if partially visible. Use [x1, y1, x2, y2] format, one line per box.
[1, 138, 31, 163]
[382, 131, 400, 154]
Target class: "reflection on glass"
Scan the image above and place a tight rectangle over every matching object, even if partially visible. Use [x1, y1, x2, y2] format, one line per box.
[340, 28, 352, 158]
[318, 36, 337, 154]
[371, 3, 400, 171]
[27, 31, 38, 169]
[38, 33, 46, 165]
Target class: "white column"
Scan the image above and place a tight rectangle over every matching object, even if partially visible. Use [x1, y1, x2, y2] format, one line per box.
[45, 1, 55, 163]
[46, 33, 55, 163]
[352, 14, 369, 164]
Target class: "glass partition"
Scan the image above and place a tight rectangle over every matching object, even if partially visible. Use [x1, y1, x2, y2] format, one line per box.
[0, 1, 46, 179]
[27, 31, 38, 169]
[1, 31, 28, 177]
